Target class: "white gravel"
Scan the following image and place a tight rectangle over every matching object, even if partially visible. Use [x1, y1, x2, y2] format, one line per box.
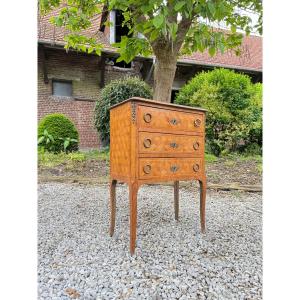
[38, 183, 262, 300]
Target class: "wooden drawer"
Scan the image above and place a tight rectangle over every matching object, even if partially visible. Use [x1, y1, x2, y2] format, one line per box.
[138, 158, 203, 180]
[138, 132, 204, 156]
[138, 105, 204, 133]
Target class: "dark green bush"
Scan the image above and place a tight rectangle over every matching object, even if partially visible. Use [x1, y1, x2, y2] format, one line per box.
[38, 113, 79, 152]
[94, 76, 152, 144]
[248, 83, 262, 148]
[175, 68, 262, 156]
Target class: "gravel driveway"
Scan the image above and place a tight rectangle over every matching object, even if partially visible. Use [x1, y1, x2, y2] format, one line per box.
[38, 183, 262, 300]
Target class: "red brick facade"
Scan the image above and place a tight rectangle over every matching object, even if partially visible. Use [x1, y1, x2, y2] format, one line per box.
[38, 47, 140, 149]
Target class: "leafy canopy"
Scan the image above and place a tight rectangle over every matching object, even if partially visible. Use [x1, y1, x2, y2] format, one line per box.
[39, 0, 262, 62]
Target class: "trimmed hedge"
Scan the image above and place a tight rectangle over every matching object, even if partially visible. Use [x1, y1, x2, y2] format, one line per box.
[175, 68, 262, 156]
[94, 76, 152, 144]
[38, 113, 79, 152]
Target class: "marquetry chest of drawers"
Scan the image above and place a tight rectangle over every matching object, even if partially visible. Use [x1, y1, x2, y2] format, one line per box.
[109, 97, 207, 255]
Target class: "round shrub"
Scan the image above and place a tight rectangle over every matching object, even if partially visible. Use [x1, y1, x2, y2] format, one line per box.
[38, 113, 79, 152]
[175, 68, 262, 156]
[94, 76, 152, 144]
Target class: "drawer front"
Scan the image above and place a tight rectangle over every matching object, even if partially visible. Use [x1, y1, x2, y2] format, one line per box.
[138, 132, 204, 156]
[138, 105, 204, 133]
[139, 158, 203, 180]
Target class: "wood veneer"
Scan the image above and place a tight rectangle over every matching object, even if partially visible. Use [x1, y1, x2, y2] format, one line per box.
[109, 97, 207, 255]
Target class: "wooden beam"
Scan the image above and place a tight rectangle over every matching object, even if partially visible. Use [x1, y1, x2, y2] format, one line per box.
[40, 44, 49, 84]
[98, 54, 106, 88]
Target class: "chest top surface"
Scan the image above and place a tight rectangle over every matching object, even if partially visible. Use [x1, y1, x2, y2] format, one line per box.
[109, 97, 207, 113]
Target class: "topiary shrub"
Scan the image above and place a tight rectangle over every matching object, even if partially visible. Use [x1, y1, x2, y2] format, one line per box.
[94, 76, 152, 144]
[175, 68, 262, 156]
[38, 113, 79, 152]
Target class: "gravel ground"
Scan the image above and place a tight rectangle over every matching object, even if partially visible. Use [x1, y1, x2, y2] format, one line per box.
[38, 183, 262, 300]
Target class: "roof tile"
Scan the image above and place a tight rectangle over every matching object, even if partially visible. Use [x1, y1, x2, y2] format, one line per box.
[38, 10, 262, 72]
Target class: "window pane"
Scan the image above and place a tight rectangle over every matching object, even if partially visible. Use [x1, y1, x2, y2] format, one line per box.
[53, 81, 72, 97]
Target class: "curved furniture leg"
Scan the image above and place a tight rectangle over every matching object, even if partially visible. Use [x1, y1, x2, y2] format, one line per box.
[110, 179, 117, 237]
[199, 178, 207, 233]
[129, 182, 138, 255]
[174, 181, 179, 221]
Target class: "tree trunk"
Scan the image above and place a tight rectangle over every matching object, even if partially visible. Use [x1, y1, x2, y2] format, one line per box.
[153, 54, 177, 103]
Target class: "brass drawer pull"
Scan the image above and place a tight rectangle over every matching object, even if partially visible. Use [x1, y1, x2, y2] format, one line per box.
[193, 164, 200, 172]
[194, 118, 201, 127]
[193, 142, 200, 150]
[143, 113, 152, 123]
[143, 138, 152, 148]
[170, 165, 179, 172]
[170, 142, 178, 149]
[169, 118, 179, 125]
[143, 165, 151, 174]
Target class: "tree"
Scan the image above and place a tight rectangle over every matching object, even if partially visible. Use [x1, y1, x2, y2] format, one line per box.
[39, 0, 262, 103]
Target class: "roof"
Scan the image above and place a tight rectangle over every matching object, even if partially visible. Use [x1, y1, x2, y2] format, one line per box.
[38, 9, 262, 72]
[38, 7, 113, 49]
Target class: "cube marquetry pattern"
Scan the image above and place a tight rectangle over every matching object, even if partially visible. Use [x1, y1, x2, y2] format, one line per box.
[109, 97, 207, 255]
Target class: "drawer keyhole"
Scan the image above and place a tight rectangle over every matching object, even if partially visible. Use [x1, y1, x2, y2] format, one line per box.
[193, 142, 200, 150]
[193, 164, 200, 172]
[169, 118, 179, 125]
[143, 165, 152, 174]
[170, 142, 178, 149]
[143, 138, 152, 148]
[170, 165, 179, 172]
[143, 113, 152, 123]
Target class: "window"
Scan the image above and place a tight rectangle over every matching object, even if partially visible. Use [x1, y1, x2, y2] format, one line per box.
[52, 80, 73, 97]
[106, 57, 132, 69]
[109, 10, 131, 44]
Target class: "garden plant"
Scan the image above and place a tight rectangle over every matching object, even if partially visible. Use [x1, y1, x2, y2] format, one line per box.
[175, 68, 262, 156]
[94, 76, 152, 144]
[38, 113, 79, 153]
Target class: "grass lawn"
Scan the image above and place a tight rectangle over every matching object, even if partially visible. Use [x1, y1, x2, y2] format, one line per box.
[38, 148, 262, 187]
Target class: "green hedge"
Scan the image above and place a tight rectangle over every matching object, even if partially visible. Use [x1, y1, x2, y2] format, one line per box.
[38, 113, 79, 152]
[94, 76, 152, 144]
[175, 68, 262, 156]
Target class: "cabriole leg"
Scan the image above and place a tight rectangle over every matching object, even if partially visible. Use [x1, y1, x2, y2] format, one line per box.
[129, 182, 138, 255]
[199, 178, 207, 233]
[174, 181, 179, 221]
[109, 179, 117, 237]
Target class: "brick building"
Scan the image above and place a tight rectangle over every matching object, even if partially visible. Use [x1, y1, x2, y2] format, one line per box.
[38, 9, 262, 150]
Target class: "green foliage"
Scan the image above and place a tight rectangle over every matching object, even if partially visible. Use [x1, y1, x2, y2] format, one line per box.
[83, 148, 110, 162]
[38, 149, 109, 168]
[38, 151, 85, 168]
[38, 113, 79, 153]
[175, 68, 262, 156]
[205, 153, 218, 163]
[248, 83, 263, 147]
[59, 137, 78, 153]
[39, 0, 262, 60]
[38, 129, 55, 152]
[94, 77, 152, 144]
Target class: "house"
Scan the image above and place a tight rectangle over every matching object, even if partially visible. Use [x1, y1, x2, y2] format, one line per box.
[38, 9, 262, 150]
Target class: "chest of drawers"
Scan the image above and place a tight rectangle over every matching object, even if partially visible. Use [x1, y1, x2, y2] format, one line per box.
[109, 97, 207, 255]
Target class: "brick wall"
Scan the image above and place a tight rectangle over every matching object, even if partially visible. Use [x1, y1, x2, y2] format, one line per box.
[38, 46, 140, 150]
